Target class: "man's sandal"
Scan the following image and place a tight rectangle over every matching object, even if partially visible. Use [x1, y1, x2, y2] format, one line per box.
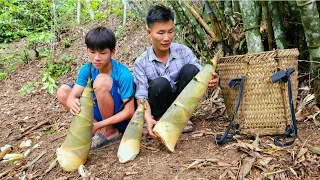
[91, 133, 122, 150]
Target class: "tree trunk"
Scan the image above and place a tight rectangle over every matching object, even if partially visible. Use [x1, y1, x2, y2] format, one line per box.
[77, 0, 81, 25]
[297, 0, 320, 104]
[239, 0, 264, 53]
[269, 1, 287, 49]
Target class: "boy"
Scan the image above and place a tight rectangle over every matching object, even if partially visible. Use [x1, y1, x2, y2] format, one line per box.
[134, 5, 219, 139]
[57, 27, 135, 149]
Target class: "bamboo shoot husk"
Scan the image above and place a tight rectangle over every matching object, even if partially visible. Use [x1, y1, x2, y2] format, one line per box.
[117, 100, 145, 163]
[153, 64, 214, 152]
[57, 79, 93, 172]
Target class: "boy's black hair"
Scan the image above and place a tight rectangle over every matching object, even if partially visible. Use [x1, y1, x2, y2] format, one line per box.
[85, 26, 116, 51]
[146, 5, 174, 28]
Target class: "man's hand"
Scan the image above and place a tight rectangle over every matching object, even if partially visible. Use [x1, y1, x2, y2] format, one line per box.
[146, 117, 158, 139]
[208, 72, 219, 88]
[70, 98, 81, 115]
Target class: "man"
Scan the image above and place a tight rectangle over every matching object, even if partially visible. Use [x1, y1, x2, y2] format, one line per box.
[134, 5, 219, 139]
[57, 27, 135, 149]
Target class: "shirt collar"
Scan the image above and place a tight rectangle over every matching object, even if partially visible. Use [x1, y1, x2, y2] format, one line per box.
[147, 43, 178, 62]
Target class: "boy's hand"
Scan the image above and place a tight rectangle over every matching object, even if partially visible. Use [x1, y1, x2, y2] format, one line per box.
[70, 98, 81, 115]
[92, 121, 101, 134]
[208, 72, 219, 88]
[146, 118, 158, 139]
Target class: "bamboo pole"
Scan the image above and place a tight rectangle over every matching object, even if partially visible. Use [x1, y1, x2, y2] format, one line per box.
[297, 0, 320, 104]
[224, 0, 235, 26]
[239, 0, 264, 53]
[204, 1, 222, 42]
[184, 1, 216, 40]
[77, 0, 81, 25]
[261, 1, 274, 50]
[269, 1, 288, 49]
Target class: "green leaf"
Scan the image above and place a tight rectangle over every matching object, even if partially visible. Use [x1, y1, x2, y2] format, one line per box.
[42, 129, 55, 136]
[41, 82, 49, 89]
[48, 76, 55, 84]
[239, 39, 246, 50]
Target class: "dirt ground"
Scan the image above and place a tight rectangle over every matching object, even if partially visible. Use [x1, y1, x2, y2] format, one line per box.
[0, 19, 320, 180]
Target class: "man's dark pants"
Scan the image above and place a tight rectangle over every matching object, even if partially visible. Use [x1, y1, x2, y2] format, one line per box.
[148, 64, 200, 118]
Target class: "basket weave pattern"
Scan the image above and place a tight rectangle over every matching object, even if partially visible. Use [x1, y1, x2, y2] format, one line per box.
[218, 49, 299, 136]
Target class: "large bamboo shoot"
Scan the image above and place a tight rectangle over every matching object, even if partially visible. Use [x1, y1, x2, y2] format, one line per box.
[57, 79, 93, 172]
[153, 64, 214, 152]
[117, 100, 145, 163]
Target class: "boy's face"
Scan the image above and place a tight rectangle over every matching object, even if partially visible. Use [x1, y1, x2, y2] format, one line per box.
[87, 48, 115, 69]
[148, 20, 175, 52]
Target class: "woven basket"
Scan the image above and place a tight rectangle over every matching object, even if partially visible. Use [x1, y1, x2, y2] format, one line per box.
[218, 49, 299, 136]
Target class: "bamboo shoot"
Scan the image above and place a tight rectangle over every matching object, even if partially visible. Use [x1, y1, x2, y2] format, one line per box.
[153, 64, 215, 152]
[117, 100, 145, 163]
[57, 79, 93, 172]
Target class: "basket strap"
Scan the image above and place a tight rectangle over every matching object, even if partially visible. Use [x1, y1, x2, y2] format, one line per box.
[119, 83, 136, 111]
[88, 62, 93, 87]
[216, 76, 245, 145]
[271, 68, 298, 147]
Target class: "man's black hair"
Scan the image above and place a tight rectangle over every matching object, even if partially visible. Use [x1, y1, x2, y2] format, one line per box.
[146, 5, 174, 28]
[85, 26, 116, 51]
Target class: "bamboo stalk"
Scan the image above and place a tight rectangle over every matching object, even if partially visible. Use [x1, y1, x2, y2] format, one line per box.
[239, 0, 264, 53]
[269, 1, 288, 49]
[261, 1, 274, 50]
[204, 1, 222, 42]
[297, 0, 320, 104]
[232, 0, 241, 19]
[224, 0, 235, 26]
[184, 1, 216, 40]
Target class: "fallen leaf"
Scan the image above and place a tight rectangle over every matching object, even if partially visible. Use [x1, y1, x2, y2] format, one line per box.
[289, 167, 298, 177]
[187, 160, 202, 169]
[217, 161, 231, 166]
[296, 147, 308, 159]
[309, 146, 320, 155]
[191, 131, 204, 138]
[238, 157, 255, 180]
[258, 157, 273, 167]
[313, 111, 320, 125]
[252, 135, 260, 147]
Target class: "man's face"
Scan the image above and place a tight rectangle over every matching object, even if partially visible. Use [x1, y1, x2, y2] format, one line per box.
[148, 20, 175, 52]
[87, 48, 115, 69]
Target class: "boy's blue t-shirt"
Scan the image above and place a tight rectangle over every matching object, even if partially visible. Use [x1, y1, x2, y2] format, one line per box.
[76, 59, 134, 100]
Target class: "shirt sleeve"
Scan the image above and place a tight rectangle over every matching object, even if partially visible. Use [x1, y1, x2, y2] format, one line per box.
[75, 63, 90, 87]
[185, 46, 203, 70]
[134, 59, 148, 99]
[118, 66, 134, 100]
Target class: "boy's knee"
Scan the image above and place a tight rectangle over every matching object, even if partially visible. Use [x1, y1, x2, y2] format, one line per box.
[57, 84, 71, 103]
[93, 74, 113, 92]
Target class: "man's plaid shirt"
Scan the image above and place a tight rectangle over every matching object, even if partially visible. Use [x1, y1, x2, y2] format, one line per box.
[134, 43, 202, 99]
